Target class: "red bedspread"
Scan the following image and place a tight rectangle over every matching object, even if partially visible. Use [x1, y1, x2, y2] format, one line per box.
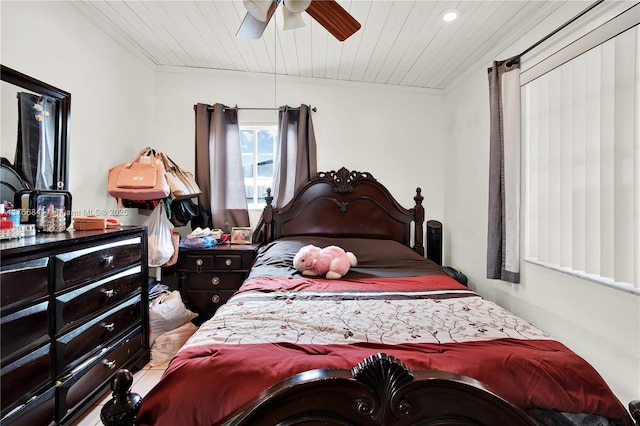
[237, 274, 470, 293]
[136, 274, 631, 425]
[136, 339, 630, 425]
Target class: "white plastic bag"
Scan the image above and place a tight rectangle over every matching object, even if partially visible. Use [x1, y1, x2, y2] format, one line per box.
[149, 290, 198, 345]
[144, 200, 175, 267]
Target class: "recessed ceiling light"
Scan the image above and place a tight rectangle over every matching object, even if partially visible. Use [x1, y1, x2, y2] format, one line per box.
[441, 9, 459, 22]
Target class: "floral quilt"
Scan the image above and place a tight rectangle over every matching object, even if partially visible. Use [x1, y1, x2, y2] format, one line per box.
[183, 280, 550, 349]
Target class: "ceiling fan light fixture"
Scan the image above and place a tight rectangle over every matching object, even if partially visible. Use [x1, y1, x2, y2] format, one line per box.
[441, 8, 460, 22]
[283, 0, 311, 13]
[243, 0, 273, 22]
[283, 7, 306, 30]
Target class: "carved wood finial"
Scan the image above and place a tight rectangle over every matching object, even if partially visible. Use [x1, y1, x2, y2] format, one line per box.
[351, 353, 415, 424]
[100, 369, 142, 426]
[414, 187, 423, 206]
[265, 187, 273, 207]
[316, 167, 377, 193]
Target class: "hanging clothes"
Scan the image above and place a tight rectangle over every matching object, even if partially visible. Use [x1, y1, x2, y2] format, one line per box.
[15, 92, 56, 189]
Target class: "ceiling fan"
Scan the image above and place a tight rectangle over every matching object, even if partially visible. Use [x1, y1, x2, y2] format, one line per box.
[237, 0, 361, 42]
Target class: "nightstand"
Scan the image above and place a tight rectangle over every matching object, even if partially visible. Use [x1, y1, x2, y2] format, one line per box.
[176, 243, 260, 324]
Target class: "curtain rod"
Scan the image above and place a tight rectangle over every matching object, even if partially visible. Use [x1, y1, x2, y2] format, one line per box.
[202, 105, 317, 112]
[517, 0, 604, 59]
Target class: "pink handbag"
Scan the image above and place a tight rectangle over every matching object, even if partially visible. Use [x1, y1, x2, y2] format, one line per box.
[107, 148, 170, 200]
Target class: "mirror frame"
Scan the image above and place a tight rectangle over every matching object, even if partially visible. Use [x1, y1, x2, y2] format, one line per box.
[1, 64, 70, 190]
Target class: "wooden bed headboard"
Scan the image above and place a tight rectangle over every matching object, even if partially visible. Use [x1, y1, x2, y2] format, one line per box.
[260, 167, 425, 255]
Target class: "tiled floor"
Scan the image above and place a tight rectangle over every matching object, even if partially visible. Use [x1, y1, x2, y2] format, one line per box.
[70, 361, 168, 426]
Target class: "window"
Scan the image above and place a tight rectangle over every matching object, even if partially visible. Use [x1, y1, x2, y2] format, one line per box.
[521, 7, 639, 293]
[240, 125, 277, 207]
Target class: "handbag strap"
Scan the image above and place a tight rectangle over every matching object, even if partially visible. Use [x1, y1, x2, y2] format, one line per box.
[160, 152, 183, 173]
[124, 146, 156, 168]
[128, 147, 167, 170]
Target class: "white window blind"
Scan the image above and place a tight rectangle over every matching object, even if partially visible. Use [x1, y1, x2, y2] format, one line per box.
[522, 7, 639, 292]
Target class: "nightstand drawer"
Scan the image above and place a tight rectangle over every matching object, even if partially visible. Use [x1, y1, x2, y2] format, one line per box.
[214, 254, 242, 270]
[184, 255, 214, 270]
[1, 301, 49, 360]
[184, 290, 235, 321]
[54, 237, 142, 292]
[188, 272, 245, 290]
[0, 257, 49, 310]
[55, 296, 142, 374]
[55, 267, 141, 334]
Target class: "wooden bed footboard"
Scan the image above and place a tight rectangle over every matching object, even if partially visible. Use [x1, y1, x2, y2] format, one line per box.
[101, 354, 640, 425]
[219, 352, 541, 426]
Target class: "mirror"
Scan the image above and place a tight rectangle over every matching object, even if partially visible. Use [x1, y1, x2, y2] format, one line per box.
[1, 64, 70, 193]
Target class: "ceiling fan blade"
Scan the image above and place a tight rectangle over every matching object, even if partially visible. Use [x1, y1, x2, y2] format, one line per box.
[237, 0, 281, 39]
[305, 0, 361, 41]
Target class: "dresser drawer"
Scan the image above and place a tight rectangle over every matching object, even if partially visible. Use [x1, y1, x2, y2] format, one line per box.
[0, 385, 55, 426]
[57, 328, 143, 422]
[0, 258, 49, 310]
[1, 301, 49, 360]
[54, 237, 142, 292]
[187, 272, 245, 291]
[55, 266, 141, 334]
[55, 296, 142, 374]
[1, 344, 51, 415]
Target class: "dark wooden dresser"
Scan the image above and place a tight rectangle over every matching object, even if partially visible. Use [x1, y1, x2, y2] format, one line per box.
[176, 243, 259, 324]
[0, 227, 149, 425]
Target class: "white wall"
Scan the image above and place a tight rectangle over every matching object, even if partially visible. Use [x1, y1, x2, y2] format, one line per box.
[151, 67, 447, 229]
[442, 38, 640, 409]
[1, 0, 155, 225]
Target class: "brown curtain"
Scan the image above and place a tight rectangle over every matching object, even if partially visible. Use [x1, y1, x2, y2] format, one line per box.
[194, 103, 249, 232]
[271, 104, 317, 207]
[487, 57, 521, 283]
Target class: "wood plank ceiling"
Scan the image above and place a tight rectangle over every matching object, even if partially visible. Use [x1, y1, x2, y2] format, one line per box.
[70, 0, 597, 92]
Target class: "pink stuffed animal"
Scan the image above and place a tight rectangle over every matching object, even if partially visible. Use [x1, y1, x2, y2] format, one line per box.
[293, 245, 358, 279]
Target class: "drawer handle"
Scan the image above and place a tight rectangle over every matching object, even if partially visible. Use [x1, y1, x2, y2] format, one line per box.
[102, 255, 115, 268]
[196, 259, 204, 266]
[103, 322, 115, 332]
[212, 295, 220, 304]
[211, 277, 220, 286]
[103, 359, 117, 369]
[104, 289, 117, 298]
[225, 258, 232, 266]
